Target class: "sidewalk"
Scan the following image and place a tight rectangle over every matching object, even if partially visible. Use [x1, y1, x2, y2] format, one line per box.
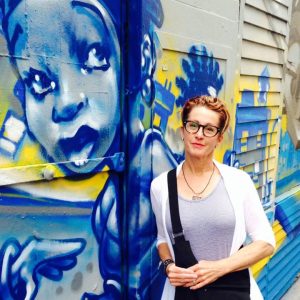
[280, 277, 300, 300]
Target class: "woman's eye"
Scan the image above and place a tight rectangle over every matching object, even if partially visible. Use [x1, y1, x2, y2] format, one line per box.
[206, 126, 215, 132]
[83, 44, 110, 72]
[190, 123, 198, 129]
[24, 68, 56, 101]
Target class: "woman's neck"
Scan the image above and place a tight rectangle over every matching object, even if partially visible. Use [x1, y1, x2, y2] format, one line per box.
[184, 155, 214, 175]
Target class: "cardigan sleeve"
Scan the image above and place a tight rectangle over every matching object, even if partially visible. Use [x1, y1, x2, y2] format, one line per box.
[243, 173, 276, 248]
[150, 178, 168, 247]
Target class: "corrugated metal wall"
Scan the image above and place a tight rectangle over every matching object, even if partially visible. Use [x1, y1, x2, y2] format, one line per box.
[236, 1, 300, 299]
[236, 0, 288, 206]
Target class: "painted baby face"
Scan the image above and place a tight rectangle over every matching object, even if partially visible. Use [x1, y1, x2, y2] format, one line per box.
[10, 0, 120, 173]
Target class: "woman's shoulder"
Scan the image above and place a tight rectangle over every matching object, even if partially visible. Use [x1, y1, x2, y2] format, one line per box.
[151, 169, 171, 188]
[151, 166, 179, 194]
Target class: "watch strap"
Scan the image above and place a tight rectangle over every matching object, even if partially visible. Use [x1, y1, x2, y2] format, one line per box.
[163, 258, 175, 275]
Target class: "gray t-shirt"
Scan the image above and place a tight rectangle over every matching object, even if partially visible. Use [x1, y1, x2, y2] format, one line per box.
[166, 178, 235, 261]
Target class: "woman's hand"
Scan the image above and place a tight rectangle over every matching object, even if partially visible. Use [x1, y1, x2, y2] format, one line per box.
[166, 263, 198, 287]
[184, 241, 274, 290]
[184, 260, 227, 290]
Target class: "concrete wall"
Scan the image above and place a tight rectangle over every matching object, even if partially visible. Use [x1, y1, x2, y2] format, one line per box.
[0, 0, 299, 299]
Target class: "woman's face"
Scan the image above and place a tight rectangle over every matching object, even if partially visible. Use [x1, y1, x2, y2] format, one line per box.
[181, 106, 223, 159]
[11, 0, 120, 173]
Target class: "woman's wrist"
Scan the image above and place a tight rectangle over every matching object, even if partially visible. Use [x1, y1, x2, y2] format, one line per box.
[162, 258, 175, 275]
[217, 258, 233, 275]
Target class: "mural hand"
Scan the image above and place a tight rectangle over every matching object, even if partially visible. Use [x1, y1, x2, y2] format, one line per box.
[0, 236, 85, 300]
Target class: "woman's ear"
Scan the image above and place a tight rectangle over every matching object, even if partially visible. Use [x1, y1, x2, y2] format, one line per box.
[217, 133, 224, 144]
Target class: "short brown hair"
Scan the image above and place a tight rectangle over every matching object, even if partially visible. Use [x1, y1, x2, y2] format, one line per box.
[181, 95, 230, 134]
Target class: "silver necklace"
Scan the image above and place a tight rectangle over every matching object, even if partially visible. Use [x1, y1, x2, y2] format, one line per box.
[182, 163, 215, 200]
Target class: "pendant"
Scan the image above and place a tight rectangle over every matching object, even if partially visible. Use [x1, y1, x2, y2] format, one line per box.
[192, 195, 202, 201]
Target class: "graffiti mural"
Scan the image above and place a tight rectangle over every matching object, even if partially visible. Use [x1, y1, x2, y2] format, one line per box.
[0, 0, 123, 299]
[224, 67, 277, 208]
[0, 0, 298, 299]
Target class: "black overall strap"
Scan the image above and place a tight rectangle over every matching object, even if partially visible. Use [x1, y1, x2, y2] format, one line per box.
[167, 168, 185, 241]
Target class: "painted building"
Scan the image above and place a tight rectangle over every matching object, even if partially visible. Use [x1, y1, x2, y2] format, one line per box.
[0, 0, 299, 299]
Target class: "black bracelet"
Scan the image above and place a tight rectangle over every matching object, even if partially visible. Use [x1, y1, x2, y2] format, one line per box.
[162, 259, 175, 275]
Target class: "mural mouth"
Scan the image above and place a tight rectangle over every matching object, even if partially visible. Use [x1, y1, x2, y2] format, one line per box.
[59, 125, 99, 166]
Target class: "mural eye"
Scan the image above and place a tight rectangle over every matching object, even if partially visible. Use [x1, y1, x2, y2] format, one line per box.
[24, 68, 56, 101]
[83, 43, 110, 72]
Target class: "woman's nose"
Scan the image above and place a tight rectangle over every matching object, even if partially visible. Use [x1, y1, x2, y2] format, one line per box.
[52, 92, 87, 123]
[195, 126, 205, 138]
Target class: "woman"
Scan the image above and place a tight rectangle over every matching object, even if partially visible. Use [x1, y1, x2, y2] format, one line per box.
[151, 95, 275, 299]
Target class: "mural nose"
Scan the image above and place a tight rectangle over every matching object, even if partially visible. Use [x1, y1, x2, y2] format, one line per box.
[52, 95, 87, 123]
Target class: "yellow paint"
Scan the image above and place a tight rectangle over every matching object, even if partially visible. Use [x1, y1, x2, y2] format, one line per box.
[251, 220, 287, 278]
[0, 91, 11, 126]
[281, 114, 287, 132]
[156, 50, 182, 99]
[153, 114, 161, 127]
[0, 135, 43, 168]
[155, 49, 184, 134]
[241, 145, 247, 152]
[36, 171, 109, 200]
[242, 131, 249, 138]
[3, 169, 109, 202]
[252, 256, 270, 278]
[241, 137, 247, 144]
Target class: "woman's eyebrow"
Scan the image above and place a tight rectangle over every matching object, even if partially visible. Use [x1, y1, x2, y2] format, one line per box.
[189, 120, 217, 126]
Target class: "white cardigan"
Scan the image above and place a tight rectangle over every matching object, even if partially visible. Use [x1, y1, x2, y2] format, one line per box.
[150, 160, 276, 300]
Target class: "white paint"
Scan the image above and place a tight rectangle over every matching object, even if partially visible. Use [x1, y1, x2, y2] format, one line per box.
[254, 161, 260, 173]
[0, 138, 16, 153]
[4, 115, 26, 142]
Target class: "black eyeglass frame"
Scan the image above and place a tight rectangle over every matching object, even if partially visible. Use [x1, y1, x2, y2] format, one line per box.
[183, 120, 221, 137]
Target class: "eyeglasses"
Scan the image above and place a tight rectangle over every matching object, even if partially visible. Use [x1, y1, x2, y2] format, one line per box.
[183, 120, 220, 137]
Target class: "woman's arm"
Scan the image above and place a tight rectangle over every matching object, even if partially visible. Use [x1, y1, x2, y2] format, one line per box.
[150, 179, 197, 286]
[221, 240, 274, 272]
[187, 240, 274, 289]
[158, 242, 197, 286]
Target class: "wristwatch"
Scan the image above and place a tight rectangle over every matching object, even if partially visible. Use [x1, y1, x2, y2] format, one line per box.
[162, 258, 175, 275]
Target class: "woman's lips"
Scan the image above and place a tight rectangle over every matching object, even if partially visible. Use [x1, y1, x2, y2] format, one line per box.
[59, 125, 99, 165]
[192, 142, 205, 148]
